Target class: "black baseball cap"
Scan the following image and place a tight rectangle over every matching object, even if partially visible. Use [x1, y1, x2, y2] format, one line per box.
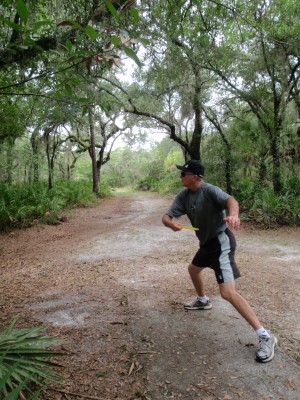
[176, 160, 205, 177]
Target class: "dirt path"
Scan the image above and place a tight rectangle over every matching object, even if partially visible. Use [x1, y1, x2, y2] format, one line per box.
[0, 192, 299, 400]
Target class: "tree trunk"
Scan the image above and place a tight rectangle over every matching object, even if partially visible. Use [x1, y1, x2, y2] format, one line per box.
[30, 128, 40, 182]
[44, 126, 58, 191]
[96, 140, 106, 187]
[88, 106, 99, 195]
[258, 157, 267, 184]
[5, 138, 14, 184]
[45, 131, 53, 190]
[225, 157, 232, 195]
[270, 132, 281, 194]
[270, 99, 283, 194]
[189, 78, 202, 161]
[200, 105, 233, 194]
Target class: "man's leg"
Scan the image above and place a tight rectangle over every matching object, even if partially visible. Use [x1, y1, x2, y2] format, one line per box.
[219, 280, 277, 362]
[188, 263, 206, 296]
[184, 264, 212, 310]
[218, 280, 261, 329]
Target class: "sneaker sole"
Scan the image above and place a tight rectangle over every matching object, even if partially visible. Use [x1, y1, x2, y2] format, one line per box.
[256, 336, 278, 363]
[184, 305, 212, 310]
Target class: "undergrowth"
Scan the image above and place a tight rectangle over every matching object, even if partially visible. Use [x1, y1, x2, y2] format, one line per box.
[0, 181, 100, 230]
[0, 320, 63, 400]
[234, 177, 300, 227]
[136, 174, 300, 227]
[1, 175, 299, 230]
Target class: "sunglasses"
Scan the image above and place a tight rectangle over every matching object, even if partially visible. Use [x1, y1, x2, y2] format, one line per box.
[180, 172, 195, 177]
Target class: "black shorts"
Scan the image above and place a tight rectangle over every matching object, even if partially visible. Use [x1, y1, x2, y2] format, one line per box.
[192, 229, 241, 284]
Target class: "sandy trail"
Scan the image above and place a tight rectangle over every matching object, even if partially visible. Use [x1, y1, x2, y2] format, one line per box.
[0, 192, 299, 399]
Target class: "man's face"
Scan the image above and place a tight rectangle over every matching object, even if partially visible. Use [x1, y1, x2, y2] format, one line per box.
[180, 171, 196, 187]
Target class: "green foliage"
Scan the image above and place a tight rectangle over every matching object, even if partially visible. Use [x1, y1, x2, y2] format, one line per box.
[99, 180, 112, 197]
[103, 142, 183, 191]
[102, 146, 159, 188]
[49, 180, 97, 208]
[249, 189, 300, 227]
[0, 320, 63, 400]
[0, 0, 299, 229]
[283, 175, 300, 196]
[0, 181, 98, 230]
[135, 176, 159, 191]
[134, 173, 182, 194]
[0, 100, 26, 144]
[232, 177, 259, 209]
[101, 165, 127, 188]
[155, 173, 182, 194]
[0, 182, 49, 228]
[235, 177, 300, 227]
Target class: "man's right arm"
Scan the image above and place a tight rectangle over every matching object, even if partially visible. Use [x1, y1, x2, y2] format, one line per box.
[162, 214, 183, 231]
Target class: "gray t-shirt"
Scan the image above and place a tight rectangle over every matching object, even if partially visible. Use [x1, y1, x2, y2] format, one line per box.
[166, 182, 231, 244]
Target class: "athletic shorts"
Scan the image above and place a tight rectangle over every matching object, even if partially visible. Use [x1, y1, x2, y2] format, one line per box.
[192, 228, 241, 284]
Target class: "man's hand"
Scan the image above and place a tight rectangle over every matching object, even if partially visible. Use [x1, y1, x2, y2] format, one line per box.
[170, 222, 183, 231]
[162, 214, 182, 231]
[224, 215, 240, 230]
[225, 197, 240, 230]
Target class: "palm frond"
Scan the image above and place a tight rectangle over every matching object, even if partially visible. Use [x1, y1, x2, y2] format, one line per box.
[0, 320, 64, 400]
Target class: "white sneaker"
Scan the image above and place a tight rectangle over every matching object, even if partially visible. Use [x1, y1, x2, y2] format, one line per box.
[256, 333, 277, 363]
[184, 298, 212, 310]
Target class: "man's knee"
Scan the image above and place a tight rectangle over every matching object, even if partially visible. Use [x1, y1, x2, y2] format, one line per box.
[188, 263, 203, 276]
[219, 281, 236, 302]
[188, 263, 194, 274]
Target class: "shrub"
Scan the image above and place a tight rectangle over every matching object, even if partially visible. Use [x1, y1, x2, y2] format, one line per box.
[283, 176, 300, 196]
[246, 188, 300, 227]
[231, 177, 300, 227]
[0, 181, 98, 230]
[0, 320, 63, 400]
[232, 177, 259, 209]
[155, 174, 182, 194]
[135, 176, 159, 191]
[49, 180, 98, 207]
[99, 181, 112, 197]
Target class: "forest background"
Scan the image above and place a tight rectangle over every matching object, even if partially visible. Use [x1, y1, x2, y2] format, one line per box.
[1, 0, 300, 231]
[1, 1, 300, 398]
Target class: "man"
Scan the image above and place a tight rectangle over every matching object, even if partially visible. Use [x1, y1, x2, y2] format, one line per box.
[162, 160, 277, 363]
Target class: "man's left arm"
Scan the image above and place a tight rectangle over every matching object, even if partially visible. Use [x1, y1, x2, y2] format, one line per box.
[224, 197, 240, 230]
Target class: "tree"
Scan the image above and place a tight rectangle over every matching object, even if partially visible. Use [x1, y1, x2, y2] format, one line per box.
[201, 103, 233, 194]
[125, 0, 300, 193]
[0, 0, 143, 189]
[200, 0, 300, 193]
[0, 0, 138, 70]
[130, 0, 213, 161]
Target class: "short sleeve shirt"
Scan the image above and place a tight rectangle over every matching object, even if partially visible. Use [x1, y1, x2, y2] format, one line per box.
[166, 183, 231, 244]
